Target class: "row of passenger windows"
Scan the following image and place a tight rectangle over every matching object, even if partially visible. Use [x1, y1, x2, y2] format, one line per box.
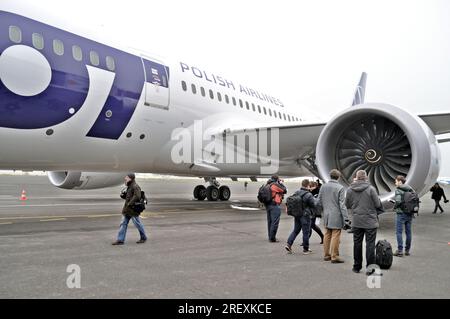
[181, 81, 300, 122]
[8, 25, 116, 71]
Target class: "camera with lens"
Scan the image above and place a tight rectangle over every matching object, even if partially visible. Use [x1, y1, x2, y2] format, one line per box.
[120, 188, 127, 200]
[343, 220, 352, 230]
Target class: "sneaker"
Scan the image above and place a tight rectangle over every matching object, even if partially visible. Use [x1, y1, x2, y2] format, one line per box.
[112, 241, 124, 246]
[331, 259, 344, 264]
[136, 239, 147, 244]
[269, 239, 279, 243]
[352, 267, 361, 274]
[405, 251, 410, 256]
[393, 250, 403, 257]
[303, 249, 312, 255]
[323, 256, 332, 261]
[285, 244, 293, 254]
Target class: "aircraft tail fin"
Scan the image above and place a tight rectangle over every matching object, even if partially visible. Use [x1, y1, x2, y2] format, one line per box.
[352, 72, 367, 106]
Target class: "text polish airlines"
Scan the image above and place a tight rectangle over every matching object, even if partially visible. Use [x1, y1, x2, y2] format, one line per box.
[1, 2, 450, 202]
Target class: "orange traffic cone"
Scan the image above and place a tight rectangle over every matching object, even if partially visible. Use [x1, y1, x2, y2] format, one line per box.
[20, 190, 27, 201]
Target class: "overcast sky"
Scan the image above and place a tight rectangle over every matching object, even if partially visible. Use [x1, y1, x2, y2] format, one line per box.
[4, 0, 450, 175]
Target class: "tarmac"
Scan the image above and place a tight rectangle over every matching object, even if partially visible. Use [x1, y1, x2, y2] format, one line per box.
[0, 175, 449, 298]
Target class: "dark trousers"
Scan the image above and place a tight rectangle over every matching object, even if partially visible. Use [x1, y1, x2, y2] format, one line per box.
[287, 215, 311, 250]
[266, 204, 281, 241]
[353, 227, 377, 270]
[433, 200, 444, 213]
[309, 217, 324, 242]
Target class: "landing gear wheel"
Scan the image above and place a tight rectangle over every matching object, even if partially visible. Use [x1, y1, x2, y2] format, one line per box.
[194, 185, 207, 201]
[219, 186, 231, 201]
[206, 186, 219, 201]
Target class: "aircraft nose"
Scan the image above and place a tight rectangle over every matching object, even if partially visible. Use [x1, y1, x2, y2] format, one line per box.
[0, 44, 52, 97]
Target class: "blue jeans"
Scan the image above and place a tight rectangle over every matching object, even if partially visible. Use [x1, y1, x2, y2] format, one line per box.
[287, 215, 311, 250]
[266, 204, 281, 241]
[396, 213, 412, 252]
[117, 215, 147, 243]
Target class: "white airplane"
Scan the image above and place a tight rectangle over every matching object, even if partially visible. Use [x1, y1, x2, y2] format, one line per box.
[1, 3, 450, 203]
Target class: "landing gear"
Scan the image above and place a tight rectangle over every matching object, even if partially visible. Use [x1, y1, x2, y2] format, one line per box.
[193, 185, 207, 201]
[193, 178, 231, 201]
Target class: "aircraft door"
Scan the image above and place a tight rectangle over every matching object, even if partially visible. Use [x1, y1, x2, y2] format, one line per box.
[141, 56, 170, 110]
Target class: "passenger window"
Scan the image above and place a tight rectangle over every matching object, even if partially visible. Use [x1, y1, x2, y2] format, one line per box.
[191, 84, 197, 94]
[274, 111, 278, 118]
[263, 107, 267, 115]
[279, 112, 282, 119]
[9, 26, 22, 43]
[269, 109, 273, 116]
[232, 97, 237, 106]
[106, 56, 116, 71]
[252, 104, 256, 112]
[257, 105, 261, 113]
[283, 114, 287, 121]
[72, 45, 83, 62]
[90, 51, 100, 66]
[288, 115, 291, 122]
[53, 39, 64, 56]
[201, 87, 206, 97]
[245, 102, 250, 110]
[181, 81, 187, 91]
[239, 100, 243, 108]
[209, 90, 214, 99]
[32, 33, 44, 50]
[225, 95, 230, 104]
[217, 92, 222, 102]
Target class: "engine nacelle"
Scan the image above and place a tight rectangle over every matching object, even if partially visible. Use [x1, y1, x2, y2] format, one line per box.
[48, 171, 126, 190]
[316, 103, 440, 203]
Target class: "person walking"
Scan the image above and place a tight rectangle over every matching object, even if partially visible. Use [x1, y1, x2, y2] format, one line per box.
[318, 169, 350, 263]
[430, 183, 448, 214]
[308, 181, 324, 244]
[264, 175, 287, 243]
[112, 174, 147, 245]
[345, 170, 383, 275]
[285, 179, 317, 255]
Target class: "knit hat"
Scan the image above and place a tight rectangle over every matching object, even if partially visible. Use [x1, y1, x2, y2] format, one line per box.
[126, 173, 136, 180]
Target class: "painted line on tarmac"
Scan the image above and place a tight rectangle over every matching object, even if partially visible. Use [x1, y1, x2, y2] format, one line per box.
[39, 218, 67, 222]
[0, 222, 13, 225]
[0, 203, 120, 208]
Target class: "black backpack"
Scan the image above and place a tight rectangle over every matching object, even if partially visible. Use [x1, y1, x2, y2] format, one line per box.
[132, 191, 148, 214]
[375, 240, 393, 269]
[286, 192, 306, 218]
[257, 184, 273, 204]
[402, 189, 420, 215]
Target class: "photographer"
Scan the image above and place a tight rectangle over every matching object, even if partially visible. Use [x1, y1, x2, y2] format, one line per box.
[430, 183, 448, 214]
[112, 174, 148, 245]
[345, 170, 382, 276]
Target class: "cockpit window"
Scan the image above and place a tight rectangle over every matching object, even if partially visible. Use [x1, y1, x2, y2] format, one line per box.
[32, 33, 44, 50]
[9, 26, 22, 43]
[53, 39, 64, 56]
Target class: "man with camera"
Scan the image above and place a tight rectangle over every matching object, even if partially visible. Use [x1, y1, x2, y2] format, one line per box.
[112, 173, 148, 245]
[318, 169, 350, 264]
[430, 182, 448, 214]
[345, 170, 383, 275]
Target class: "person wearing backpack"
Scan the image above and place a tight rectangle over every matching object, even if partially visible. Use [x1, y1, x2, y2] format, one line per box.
[260, 175, 287, 243]
[285, 179, 317, 254]
[112, 173, 148, 245]
[393, 175, 414, 257]
[317, 169, 350, 263]
[430, 183, 448, 214]
[345, 170, 383, 275]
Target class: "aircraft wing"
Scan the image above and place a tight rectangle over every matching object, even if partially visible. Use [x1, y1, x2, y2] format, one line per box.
[418, 112, 450, 135]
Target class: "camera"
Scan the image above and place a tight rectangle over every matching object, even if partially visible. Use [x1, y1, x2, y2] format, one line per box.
[120, 188, 127, 199]
[343, 220, 352, 230]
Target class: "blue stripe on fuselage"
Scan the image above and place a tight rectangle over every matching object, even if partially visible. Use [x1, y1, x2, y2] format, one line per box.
[0, 11, 145, 140]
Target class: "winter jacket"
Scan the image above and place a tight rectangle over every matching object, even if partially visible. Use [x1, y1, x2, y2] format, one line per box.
[345, 180, 382, 229]
[294, 188, 317, 218]
[430, 186, 447, 201]
[122, 181, 142, 217]
[268, 179, 287, 205]
[394, 184, 413, 214]
[318, 180, 349, 229]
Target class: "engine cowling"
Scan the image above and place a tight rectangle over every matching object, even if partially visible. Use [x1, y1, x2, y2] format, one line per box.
[316, 103, 440, 203]
[48, 171, 126, 190]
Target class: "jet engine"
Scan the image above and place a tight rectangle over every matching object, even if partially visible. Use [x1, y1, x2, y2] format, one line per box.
[316, 103, 440, 202]
[48, 171, 126, 190]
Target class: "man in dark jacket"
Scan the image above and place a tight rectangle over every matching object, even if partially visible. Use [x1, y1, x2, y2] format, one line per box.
[345, 170, 382, 275]
[430, 183, 448, 214]
[393, 175, 414, 257]
[112, 174, 147, 245]
[285, 179, 317, 254]
[265, 175, 287, 242]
